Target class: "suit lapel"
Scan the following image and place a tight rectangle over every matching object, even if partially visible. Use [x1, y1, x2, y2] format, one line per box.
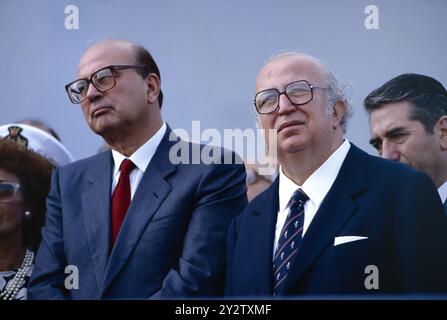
[281, 144, 368, 294]
[80, 151, 113, 292]
[247, 179, 279, 295]
[101, 128, 177, 293]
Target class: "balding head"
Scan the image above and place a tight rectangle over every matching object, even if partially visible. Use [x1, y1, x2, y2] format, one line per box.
[254, 51, 349, 169]
[78, 39, 163, 108]
[256, 52, 350, 133]
[78, 40, 135, 74]
[70, 39, 164, 153]
[257, 52, 328, 87]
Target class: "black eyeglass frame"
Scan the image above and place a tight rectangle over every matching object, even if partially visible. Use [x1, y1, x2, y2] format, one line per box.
[65, 65, 148, 104]
[253, 79, 328, 115]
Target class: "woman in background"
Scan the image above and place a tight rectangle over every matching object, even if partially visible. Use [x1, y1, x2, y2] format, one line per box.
[0, 139, 52, 300]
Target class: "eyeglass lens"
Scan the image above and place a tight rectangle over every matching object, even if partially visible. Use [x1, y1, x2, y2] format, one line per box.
[255, 80, 312, 114]
[68, 68, 115, 103]
[0, 183, 18, 202]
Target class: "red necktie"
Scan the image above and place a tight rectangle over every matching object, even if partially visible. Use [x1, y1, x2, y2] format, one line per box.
[111, 159, 135, 248]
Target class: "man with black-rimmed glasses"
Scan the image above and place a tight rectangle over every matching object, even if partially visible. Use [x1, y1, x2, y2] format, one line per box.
[29, 39, 247, 299]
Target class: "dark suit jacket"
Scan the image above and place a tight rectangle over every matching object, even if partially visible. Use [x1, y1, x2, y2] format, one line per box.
[28, 127, 247, 299]
[226, 144, 447, 297]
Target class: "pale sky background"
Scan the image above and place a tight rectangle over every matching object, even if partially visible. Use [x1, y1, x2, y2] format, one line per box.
[1, 0, 446, 162]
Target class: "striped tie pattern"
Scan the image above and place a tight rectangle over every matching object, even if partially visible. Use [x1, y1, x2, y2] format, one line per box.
[273, 188, 309, 295]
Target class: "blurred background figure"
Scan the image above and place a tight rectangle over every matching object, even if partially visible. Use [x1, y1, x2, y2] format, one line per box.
[0, 139, 53, 300]
[0, 123, 74, 167]
[16, 119, 61, 142]
[245, 162, 277, 202]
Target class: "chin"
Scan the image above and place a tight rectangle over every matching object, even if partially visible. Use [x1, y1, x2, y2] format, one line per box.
[97, 125, 117, 136]
[90, 118, 118, 135]
[278, 143, 306, 155]
[278, 136, 307, 153]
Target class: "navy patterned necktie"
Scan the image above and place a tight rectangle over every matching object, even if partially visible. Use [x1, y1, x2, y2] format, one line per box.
[273, 188, 309, 295]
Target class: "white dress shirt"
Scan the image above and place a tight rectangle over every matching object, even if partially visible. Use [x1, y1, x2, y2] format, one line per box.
[111, 122, 167, 199]
[438, 180, 447, 205]
[274, 139, 351, 256]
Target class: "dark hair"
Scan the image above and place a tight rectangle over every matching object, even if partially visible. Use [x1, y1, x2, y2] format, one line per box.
[364, 73, 447, 133]
[132, 44, 163, 108]
[0, 139, 53, 251]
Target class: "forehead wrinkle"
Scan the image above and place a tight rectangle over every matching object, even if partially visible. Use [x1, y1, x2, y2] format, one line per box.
[256, 55, 328, 92]
[372, 105, 416, 135]
[77, 41, 135, 77]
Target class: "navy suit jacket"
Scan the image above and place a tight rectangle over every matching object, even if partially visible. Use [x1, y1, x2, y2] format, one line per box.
[28, 127, 247, 299]
[226, 144, 447, 297]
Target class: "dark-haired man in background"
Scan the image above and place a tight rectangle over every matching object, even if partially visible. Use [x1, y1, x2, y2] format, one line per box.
[29, 39, 247, 299]
[365, 73, 447, 210]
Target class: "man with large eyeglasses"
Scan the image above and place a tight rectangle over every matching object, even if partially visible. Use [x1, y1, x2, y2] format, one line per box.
[28, 39, 247, 299]
[226, 52, 447, 297]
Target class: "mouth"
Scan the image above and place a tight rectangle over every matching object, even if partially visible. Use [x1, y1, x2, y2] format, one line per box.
[278, 120, 305, 133]
[91, 106, 113, 118]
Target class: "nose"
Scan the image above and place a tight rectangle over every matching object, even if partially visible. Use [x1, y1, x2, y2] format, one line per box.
[381, 141, 400, 161]
[277, 92, 296, 115]
[85, 81, 102, 103]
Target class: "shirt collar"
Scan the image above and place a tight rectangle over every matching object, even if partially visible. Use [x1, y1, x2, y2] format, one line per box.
[278, 139, 351, 212]
[438, 180, 447, 204]
[112, 122, 166, 176]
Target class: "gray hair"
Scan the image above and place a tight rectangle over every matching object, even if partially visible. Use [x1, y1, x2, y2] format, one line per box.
[263, 51, 352, 133]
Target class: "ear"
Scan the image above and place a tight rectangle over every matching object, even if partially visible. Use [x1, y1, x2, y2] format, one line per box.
[331, 100, 347, 128]
[145, 73, 161, 105]
[436, 116, 447, 150]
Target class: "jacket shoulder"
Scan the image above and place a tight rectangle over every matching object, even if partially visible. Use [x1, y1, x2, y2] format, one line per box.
[171, 139, 244, 166]
[57, 151, 111, 181]
[350, 144, 428, 183]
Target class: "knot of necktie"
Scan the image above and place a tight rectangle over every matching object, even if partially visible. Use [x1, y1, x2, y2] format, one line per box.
[287, 188, 309, 212]
[273, 188, 309, 295]
[120, 159, 135, 176]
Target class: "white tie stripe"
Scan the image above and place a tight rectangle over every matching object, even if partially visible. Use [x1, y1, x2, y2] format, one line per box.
[273, 188, 309, 295]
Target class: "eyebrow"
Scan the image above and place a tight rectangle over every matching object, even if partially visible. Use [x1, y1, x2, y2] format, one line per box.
[369, 127, 409, 146]
[385, 127, 409, 137]
[369, 137, 381, 146]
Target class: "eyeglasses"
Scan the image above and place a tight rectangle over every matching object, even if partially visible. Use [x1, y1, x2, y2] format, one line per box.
[254, 80, 327, 115]
[65, 65, 147, 104]
[0, 182, 21, 203]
